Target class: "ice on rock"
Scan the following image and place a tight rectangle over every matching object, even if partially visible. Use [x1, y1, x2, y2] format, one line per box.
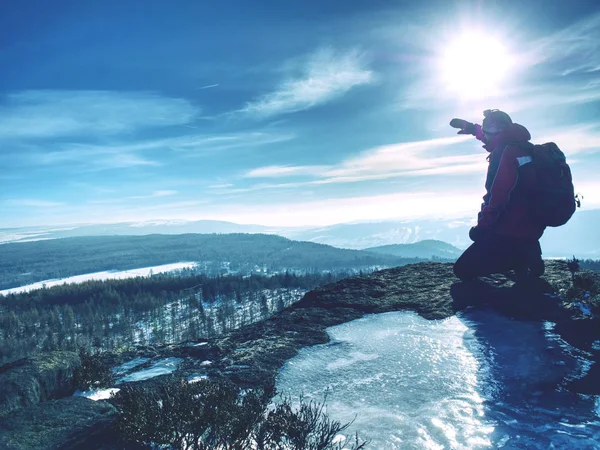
[275, 310, 600, 449]
[276, 311, 490, 449]
[112, 357, 151, 375]
[118, 357, 182, 383]
[74, 388, 120, 401]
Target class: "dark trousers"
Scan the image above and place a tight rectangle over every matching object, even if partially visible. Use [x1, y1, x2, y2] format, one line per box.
[453, 234, 543, 281]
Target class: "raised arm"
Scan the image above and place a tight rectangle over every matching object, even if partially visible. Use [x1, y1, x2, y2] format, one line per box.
[449, 119, 488, 148]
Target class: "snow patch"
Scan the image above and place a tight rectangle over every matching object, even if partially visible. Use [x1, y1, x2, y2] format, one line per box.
[188, 375, 209, 383]
[1, 262, 197, 295]
[74, 388, 120, 401]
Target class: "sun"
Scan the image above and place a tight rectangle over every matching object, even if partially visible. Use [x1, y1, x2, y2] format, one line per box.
[438, 30, 514, 99]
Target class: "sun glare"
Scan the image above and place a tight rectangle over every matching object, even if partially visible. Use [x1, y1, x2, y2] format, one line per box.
[438, 31, 514, 99]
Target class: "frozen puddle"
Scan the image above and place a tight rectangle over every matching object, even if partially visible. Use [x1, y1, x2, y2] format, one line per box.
[276, 310, 600, 449]
[112, 357, 151, 376]
[277, 312, 491, 449]
[117, 357, 182, 383]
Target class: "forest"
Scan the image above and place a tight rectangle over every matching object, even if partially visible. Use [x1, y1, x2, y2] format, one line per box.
[580, 259, 600, 271]
[0, 270, 351, 365]
[0, 233, 422, 290]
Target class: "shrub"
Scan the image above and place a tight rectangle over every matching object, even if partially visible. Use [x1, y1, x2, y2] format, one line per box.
[566, 270, 600, 316]
[72, 347, 114, 390]
[113, 378, 367, 449]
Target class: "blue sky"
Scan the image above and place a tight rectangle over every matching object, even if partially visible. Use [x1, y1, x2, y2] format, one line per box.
[1, 0, 599, 228]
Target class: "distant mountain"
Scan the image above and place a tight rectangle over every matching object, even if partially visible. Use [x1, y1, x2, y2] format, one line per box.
[2, 208, 599, 259]
[365, 240, 463, 260]
[0, 233, 425, 291]
[0, 220, 275, 244]
[284, 210, 600, 259]
[281, 219, 474, 250]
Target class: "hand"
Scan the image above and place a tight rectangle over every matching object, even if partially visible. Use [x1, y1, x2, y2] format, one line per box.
[450, 118, 476, 135]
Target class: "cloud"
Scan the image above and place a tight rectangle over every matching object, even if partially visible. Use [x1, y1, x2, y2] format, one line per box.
[0, 90, 199, 139]
[21, 131, 294, 171]
[323, 136, 474, 179]
[208, 183, 234, 189]
[244, 165, 326, 178]
[527, 12, 600, 75]
[208, 190, 481, 227]
[166, 132, 295, 156]
[241, 48, 374, 116]
[128, 190, 178, 199]
[5, 199, 65, 208]
[27, 191, 479, 228]
[196, 84, 219, 90]
[233, 135, 479, 192]
[231, 125, 599, 195]
[537, 124, 600, 155]
[34, 145, 161, 170]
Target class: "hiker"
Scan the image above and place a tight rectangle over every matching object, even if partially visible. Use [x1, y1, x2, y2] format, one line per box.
[450, 110, 546, 282]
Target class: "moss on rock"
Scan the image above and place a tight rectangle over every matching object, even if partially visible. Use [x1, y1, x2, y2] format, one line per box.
[0, 351, 80, 418]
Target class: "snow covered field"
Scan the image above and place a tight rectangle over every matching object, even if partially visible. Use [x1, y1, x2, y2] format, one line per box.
[0, 262, 197, 296]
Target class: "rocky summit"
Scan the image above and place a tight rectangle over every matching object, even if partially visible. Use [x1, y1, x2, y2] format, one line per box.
[1, 261, 598, 449]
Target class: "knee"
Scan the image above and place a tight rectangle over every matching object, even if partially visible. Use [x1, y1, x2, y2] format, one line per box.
[453, 257, 474, 281]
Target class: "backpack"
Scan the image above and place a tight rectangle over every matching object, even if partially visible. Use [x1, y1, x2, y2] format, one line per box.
[524, 142, 578, 227]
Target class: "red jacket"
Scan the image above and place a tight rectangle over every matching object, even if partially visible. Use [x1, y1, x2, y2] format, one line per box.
[474, 123, 545, 240]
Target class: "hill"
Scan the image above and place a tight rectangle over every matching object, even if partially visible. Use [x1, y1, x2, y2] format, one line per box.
[364, 239, 463, 259]
[0, 233, 421, 290]
[1, 261, 598, 448]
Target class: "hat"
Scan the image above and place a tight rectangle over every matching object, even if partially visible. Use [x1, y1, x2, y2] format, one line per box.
[482, 109, 512, 135]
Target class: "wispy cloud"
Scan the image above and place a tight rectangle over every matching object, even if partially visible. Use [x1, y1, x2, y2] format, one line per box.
[527, 12, 600, 75]
[196, 84, 219, 90]
[537, 124, 600, 155]
[21, 131, 294, 171]
[234, 135, 478, 192]
[34, 145, 161, 170]
[207, 183, 233, 189]
[0, 90, 199, 139]
[167, 132, 295, 156]
[244, 165, 326, 178]
[322, 136, 475, 180]
[241, 48, 374, 116]
[5, 199, 65, 208]
[128, 190, 178, 199]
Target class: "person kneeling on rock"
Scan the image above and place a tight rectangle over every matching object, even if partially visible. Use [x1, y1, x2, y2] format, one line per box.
[450, 109, 545, 282]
